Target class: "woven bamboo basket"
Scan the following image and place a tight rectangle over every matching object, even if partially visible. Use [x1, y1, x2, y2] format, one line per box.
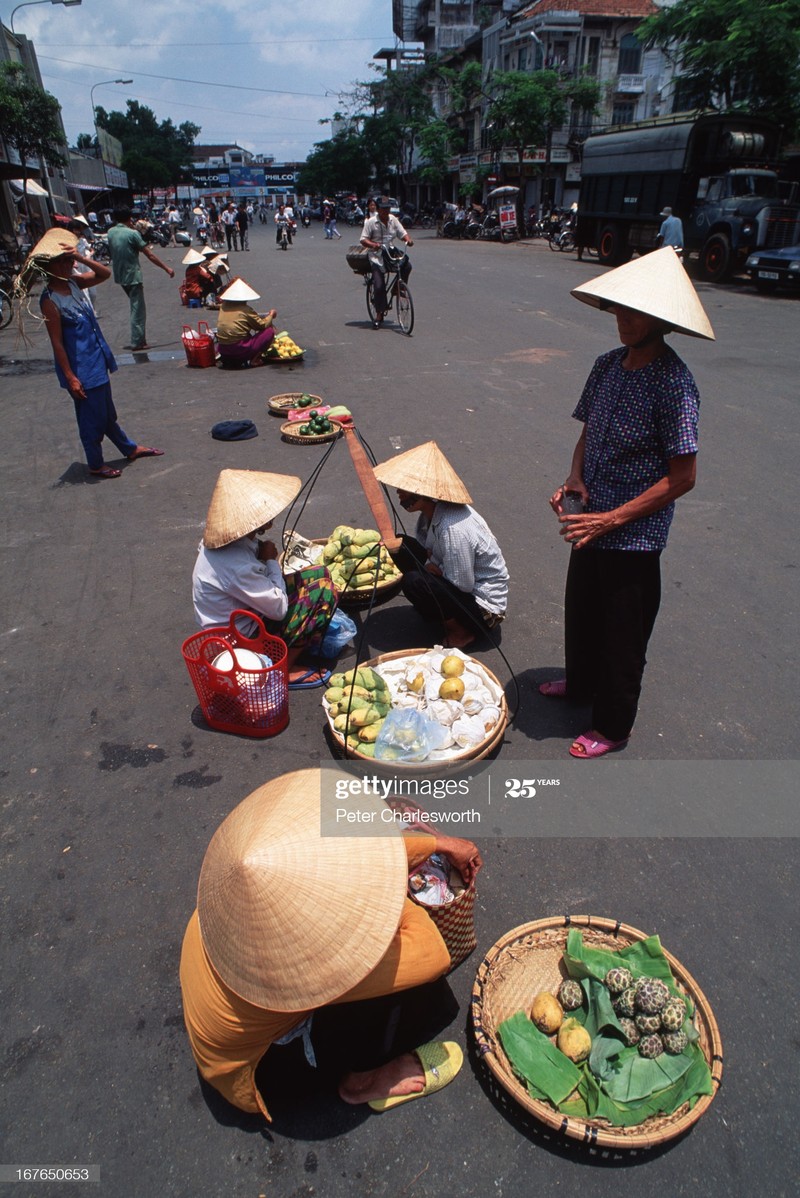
[268, 392, 323, 415]
[472, 915, 723, 1150]
[325, 647, 508, 771]
[280, 419, 344, 446]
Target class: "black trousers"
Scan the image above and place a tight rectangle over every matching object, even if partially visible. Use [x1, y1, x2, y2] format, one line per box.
[564, 548, 662, 742]
[255, 978, 458, 1107]
[370, 258, 412, 315]
[389, 535, 488, 633]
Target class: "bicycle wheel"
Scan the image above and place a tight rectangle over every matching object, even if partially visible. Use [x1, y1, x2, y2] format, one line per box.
[559, 231, 576, 252]
[548, 232, 560, 251]
[396, 281, 414, 335]
[0, 289, 13, 331]
[365, 278, 378, 323]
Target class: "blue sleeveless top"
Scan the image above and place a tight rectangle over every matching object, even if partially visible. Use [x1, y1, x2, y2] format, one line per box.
[41, 280, 117, 391]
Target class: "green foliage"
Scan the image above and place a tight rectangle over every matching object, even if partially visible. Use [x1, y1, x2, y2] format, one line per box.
[485, 70, 600, 154]
[0, 61, 66, 171]
[638, 0, 800, 134]
[93, 100, 200, 188]
[415, 119, 452, 186]
[296, 130, 373, 196]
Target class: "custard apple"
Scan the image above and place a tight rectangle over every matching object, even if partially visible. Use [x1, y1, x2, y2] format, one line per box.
[660, 998, 687, 1032]
[638, 1033, 664, 1059]
[605, 966, 633, 995]
[635, 1012, 662, 1035]
[662, 1029, 689, 1055]
[634, 976, 670, 1014]
[613, 986, 637, 1018]
[557, 979, 584, 1011]
[619, 1017, 640, 1046]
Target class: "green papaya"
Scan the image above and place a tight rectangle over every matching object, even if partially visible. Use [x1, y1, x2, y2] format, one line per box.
[322, 540, 341, 563]
[358, 720, 384, 743]
[328, 672, 346, 689]
[354, 528, 380, 547]
[355, 741, 376, 758]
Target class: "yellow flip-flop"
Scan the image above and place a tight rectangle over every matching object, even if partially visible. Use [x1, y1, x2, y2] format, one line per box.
[368, 1041, 463, 1112]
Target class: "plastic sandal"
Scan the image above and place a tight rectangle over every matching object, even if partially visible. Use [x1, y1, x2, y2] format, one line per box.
[539, 678, 567, 697]
[569, 732, 628, 759]
[127, 447, 164, 460]
[288, 667, 331, 691]
[368, 1041, 463, 1112]
[89, 465, 121, 479]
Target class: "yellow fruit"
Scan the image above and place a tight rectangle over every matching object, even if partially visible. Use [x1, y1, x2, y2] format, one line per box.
[557, 1018, 592, 1062]
[441, 654, 466, 678]
[531, 992, 564, 1035]
[438, 677, 465, 702]
[409, 672, 425, 694]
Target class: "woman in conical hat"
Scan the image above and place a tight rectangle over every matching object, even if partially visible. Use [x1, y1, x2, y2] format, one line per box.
[215, 276, 277, 367]
[372, 441, 509, 649]
[17, 229, 163, 479]
[179, 768, 481, 1121]
[192, 469, 337, 687]
[541, 248, 714, 758]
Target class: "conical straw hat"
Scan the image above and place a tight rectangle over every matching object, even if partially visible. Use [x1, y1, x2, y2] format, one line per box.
[182, 247, 206, 265]
[203, 468, 302, 548]
[200, 245, 218, 257]
[18, 229, 79, 294]
[571, 248, 715, 340]
[373, 441, 472, 504]
[197, 769, 408, 1010]
[206, 256, 227, 274]
[219, 277, 260, 302]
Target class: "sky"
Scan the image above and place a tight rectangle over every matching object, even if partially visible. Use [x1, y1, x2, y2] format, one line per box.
[11, 0, 399, 163]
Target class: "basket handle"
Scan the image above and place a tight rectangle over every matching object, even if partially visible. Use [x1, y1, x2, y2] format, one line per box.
[228, 608, 270, 644]
[198, 320, 211, 338]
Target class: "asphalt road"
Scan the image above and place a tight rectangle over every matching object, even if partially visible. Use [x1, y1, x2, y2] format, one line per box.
[0, 220, 797, 1198]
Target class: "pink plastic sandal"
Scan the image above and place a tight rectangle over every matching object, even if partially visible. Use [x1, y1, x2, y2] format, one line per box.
[539, 678, 567, 697]
[569, 733, 628, 759]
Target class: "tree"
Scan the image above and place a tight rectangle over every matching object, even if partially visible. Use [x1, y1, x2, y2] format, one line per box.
[296, 130, 373, 197]
[638, 0, 800, 135]
[0, 61, 66, 219]
[484, 71, 601, 220]
[91, 100, 200, 192]
[415, 119, 452, 189]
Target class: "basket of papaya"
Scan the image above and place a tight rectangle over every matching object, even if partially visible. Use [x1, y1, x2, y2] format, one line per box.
[472, 916, 723, 1149]
[322, 647, 508, 771]
[280, 414, 344, 445]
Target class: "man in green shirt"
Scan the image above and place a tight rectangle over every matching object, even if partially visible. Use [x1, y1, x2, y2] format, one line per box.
[107, 207, 175, 350]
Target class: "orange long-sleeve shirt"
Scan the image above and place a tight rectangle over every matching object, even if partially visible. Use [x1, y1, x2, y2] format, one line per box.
[179, 831, 449, 1120]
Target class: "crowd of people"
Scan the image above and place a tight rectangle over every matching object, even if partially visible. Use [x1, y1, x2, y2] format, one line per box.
[15, 193, 715, 1124]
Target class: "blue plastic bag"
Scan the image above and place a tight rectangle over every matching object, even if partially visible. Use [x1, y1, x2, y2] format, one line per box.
[320, 609, 357, 658]
[375, 708, 449, 763]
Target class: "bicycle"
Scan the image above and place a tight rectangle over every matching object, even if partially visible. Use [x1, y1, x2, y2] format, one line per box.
[364, 248, 414, 335]
[0, 285, 13, 330]
[210, 222, 225, 249]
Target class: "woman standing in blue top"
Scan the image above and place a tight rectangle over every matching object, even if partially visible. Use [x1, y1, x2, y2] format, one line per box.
[26, 230, 163, 479]
[542, 248, 715, 758]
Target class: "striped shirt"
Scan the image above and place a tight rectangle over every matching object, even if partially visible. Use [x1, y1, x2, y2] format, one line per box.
[414, 503, 508, 614]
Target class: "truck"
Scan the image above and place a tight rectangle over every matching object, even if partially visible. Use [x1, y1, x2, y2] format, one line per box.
[576, 112, 800, 282]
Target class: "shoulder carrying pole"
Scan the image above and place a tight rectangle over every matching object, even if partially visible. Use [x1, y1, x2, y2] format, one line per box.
[343, 425, 401, 550]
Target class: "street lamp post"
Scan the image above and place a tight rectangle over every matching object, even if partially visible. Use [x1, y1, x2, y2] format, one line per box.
[9, 0, 82, 35]
[91, 78, 133, 154]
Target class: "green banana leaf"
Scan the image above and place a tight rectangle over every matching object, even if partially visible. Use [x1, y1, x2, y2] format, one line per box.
[561, 1044, 714, 1126]
[564, 929, 693, 1015]
[498, 1011, 581, 1106]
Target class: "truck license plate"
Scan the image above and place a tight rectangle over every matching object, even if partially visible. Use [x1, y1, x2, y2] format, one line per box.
[758, 271, 779, 280]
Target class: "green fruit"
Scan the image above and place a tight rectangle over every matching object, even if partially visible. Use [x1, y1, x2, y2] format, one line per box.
[299, 424, 310, 435]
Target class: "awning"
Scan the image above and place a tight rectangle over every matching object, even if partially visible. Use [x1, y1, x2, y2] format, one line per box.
[65, 180, 111, 192]
[9, 178, 50, 196]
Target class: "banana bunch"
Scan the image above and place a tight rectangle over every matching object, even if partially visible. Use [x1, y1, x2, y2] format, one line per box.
[323, 526, 402, 595]
[325, 666, 391, 758]
[267, 330, 304, 359]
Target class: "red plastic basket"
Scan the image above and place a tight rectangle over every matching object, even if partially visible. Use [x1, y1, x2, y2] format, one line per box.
[182, 320, 216, 368]
[181, 610, 289, 737]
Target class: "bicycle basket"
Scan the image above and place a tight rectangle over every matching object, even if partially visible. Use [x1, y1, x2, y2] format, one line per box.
[382, 246, 407, 271]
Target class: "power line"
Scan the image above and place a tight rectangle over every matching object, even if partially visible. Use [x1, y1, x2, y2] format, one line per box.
[38, 54, 332, 98]
[37, 36, 391, 49]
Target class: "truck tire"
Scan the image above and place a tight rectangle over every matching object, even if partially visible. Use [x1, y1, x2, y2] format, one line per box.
[597, 225, 630, 266]
[699, 234, 731, 283]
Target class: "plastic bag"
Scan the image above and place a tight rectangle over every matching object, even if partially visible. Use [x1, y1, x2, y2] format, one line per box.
[320, 609, 357, 658]
[375, 708, 449, 763]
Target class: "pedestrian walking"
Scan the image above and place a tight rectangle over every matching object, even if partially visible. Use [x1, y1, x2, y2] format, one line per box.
[106, 207, 175, 351]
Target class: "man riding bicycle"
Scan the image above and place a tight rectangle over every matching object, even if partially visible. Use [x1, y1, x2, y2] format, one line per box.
[360, 197, 413, 329]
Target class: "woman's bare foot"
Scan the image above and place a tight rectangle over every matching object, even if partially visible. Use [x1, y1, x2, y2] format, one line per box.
[338, 1052, 425, 1105]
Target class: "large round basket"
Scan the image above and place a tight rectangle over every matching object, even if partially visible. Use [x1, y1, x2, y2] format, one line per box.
[472, 915, 723, 1150]
[268, 392, 324, 416]
[280, 419, 344, 446]
[325, 647, 508, 772]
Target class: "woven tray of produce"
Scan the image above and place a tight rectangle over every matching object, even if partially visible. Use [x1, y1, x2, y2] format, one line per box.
[472, 916, 723, 1149]
[280, 418, 344, 445]
[265, 331, 304, 362]
[322, 647, 508, 770]
[318, 526, 403, 606]
[268, 392, 323, 416]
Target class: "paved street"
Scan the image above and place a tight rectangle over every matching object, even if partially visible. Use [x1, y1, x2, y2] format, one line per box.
[1, 219, 797, 1197]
